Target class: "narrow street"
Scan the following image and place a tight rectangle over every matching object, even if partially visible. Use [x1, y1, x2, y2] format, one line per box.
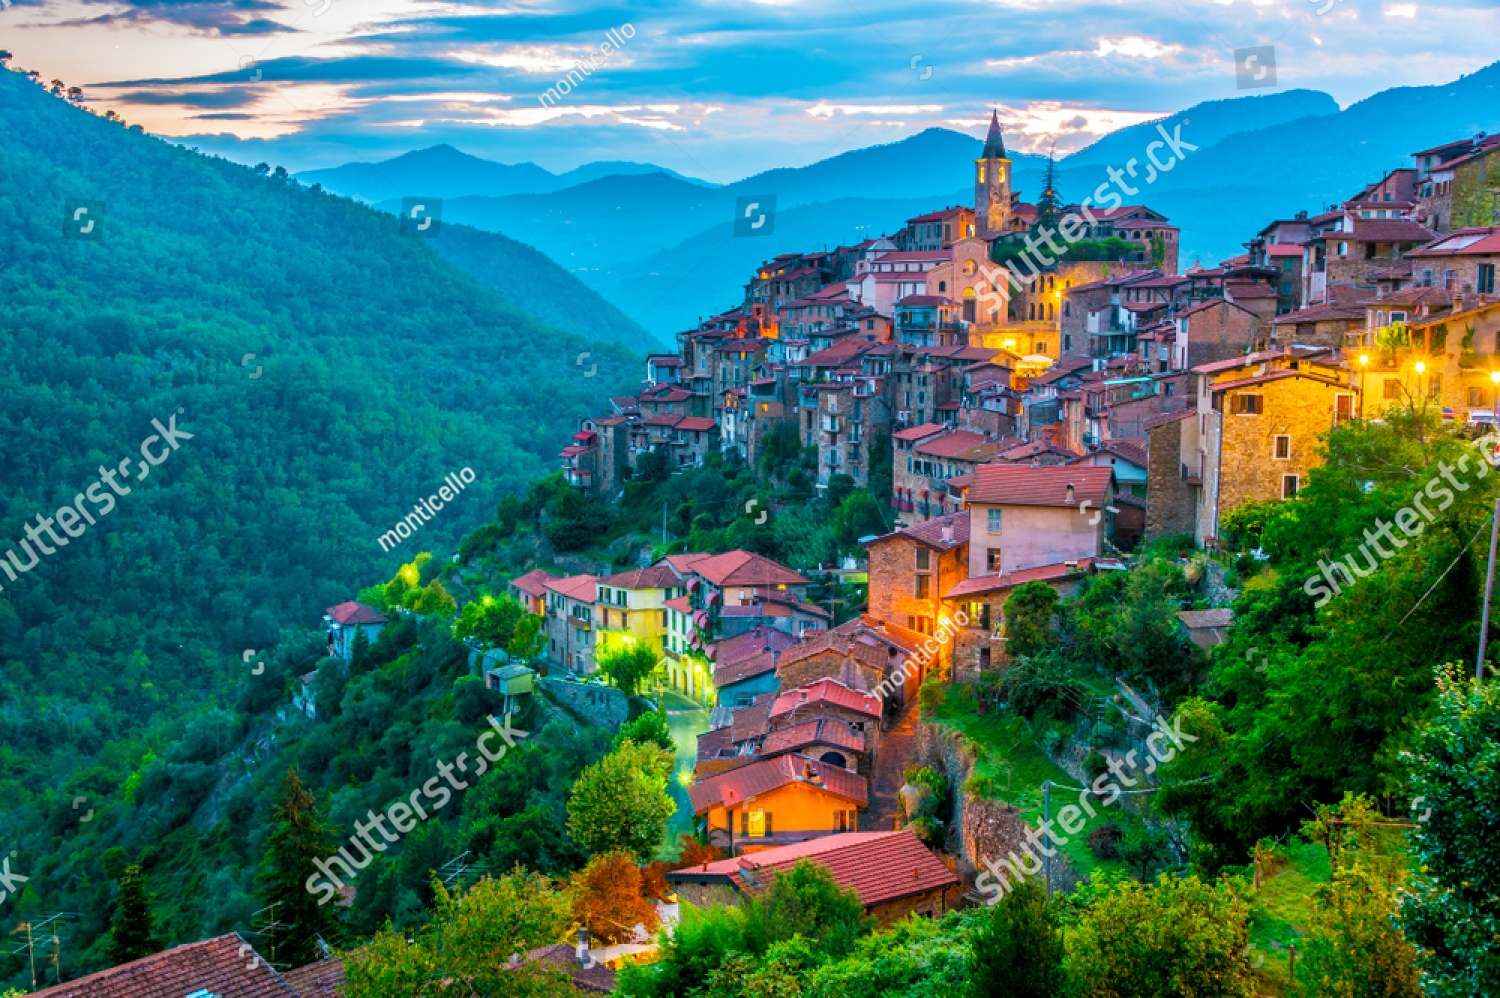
[864, 697, 920, 831]
[660, 690, 710, 858]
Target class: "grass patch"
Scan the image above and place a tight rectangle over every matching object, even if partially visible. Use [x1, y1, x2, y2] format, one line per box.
[928, 683, 1130, 881]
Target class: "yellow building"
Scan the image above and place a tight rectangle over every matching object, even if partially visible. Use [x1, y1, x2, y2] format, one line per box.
[687, 754, 868, 854]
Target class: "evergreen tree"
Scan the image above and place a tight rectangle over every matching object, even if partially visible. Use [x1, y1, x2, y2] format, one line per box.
[258, 768, 340, 967]
[968, 879, 1063, 998]
[1034, 150, 1064, 235]
[107, 864, 158, 964]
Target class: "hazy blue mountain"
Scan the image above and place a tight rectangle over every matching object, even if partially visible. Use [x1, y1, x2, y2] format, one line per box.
[299, 143, 712, 202]
[1062, 89, 1340, 170]
[1082, 61, 1500, 267]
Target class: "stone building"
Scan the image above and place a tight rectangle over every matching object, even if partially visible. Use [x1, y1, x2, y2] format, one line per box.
[865, 512, 969, 640]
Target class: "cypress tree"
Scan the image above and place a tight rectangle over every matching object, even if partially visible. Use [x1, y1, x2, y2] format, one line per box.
[107, 864, 158, 964]
[257, 767, 340, 967]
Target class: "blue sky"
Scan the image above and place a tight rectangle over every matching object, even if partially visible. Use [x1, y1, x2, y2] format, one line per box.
[4, 0, 1498, 180]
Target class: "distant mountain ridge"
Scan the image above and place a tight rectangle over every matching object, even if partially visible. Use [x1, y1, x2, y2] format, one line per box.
[298, 65, 1500, 334]
[298, 143, 715, 203]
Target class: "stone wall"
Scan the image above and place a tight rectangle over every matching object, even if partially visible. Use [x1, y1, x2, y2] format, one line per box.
[1218, 374, 1352, 518]
[540, 677, 630, 728]
[1453, 152, 1500, 230]
[1145, 415, 1195, 539]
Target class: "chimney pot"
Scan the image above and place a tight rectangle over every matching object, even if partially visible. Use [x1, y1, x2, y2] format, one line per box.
[576, 927, 591, 968]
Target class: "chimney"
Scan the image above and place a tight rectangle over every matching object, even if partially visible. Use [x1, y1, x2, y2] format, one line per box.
[940, 523, 953, 544]
[1065, 483, 1076, 504]
[803, 761, 823, 785]
[576, 927, 592, 968]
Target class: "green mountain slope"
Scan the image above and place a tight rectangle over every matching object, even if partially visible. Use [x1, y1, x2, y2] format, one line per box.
[0, 65, 638, 980]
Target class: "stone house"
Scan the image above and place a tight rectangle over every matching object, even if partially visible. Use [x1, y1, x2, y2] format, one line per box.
[865, 511, 969, 639]
[1191, 348, 1357, 545]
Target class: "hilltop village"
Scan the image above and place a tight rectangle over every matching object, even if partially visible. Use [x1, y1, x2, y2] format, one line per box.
[36, 113, 1500, 995]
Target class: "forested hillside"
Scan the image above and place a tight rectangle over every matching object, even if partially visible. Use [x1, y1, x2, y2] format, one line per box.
[0, 65, 638, 984]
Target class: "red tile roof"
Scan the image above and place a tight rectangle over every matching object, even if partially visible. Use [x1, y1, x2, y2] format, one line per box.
[914, 430, 1006, 462]
[32, 934, 295, 998]
[1408, 227, 1500, 257]
[283, 958, 345, 997]
[676, 416, 717, 432]
[668, 831, 958, 908]
[544, 573, 599, 602]
[687, 753, 869, 811]
[760, 717, 866, 756]
[1347, 217, 1436, 243]
[729, 698, 774, 744]
[690, 550, 807, 587]
[325, 601, 386, 626]
[944, 558, 1095, 598]
[661, 552, 712, 574]
[868, 510, 968, 552]
[893, 422, 947, 442]
[714, 648, 780, 688]
[510, 568, 557, 600]
[966, 464, 1112, 508]
[599, 564, 681, 589]
[770, 678, 881, 720]
[1191, 346, 1330, 373]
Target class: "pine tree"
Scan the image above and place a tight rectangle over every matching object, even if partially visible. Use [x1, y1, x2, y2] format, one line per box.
[258, 768, 340, 967]
[1034, 149, 1064, 235]
[107, 865, 158, 964]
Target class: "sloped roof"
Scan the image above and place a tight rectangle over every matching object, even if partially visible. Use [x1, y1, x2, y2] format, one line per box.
[714, 649, 780, 688]
[283, 958, 345, 997]
[599, 564, 681, 589]
[893, 422, 947, 442]
[544, 573, 600, 602]
[868, 510, 969, 552]
[507, 944, 617, 993]
[760, 717, 866, 756]
[509, 568, 558, 600]
[690, 550, 807, 587]
[966, 464, 1113, 508]
[687, 753, 868, 812]
[667, 831, 958, 908]
[944, 558, 1095, 598]
[31, 934, 295, 998]
[325, 601, 386, 626]
[769, 677, 881, 720]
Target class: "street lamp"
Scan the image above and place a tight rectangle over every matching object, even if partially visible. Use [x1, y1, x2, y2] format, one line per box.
[1358, 354, 1369, 419]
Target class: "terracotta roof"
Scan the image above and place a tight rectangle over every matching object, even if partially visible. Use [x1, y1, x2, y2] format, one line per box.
[325, 601, 386, 626]
[665, 594, 692, 613]
[729, 698, 774, 744]
[1191, 346, 1330, 373]
[868, 511, 968, 552]
[1265, 243, 1304, 258]
[1097, 439, 1148, 468]
[897, 294, 953, 307]
[507, 944, 617, 993]
[661, 552, 712, 574]
[599, 564, 681, 590]
[1271, 302, 1367, 325]
[944, 558, 1095, 598]
[697, 725, 735, 760]
[510, 568, 558, 600]
[667, 831, 958, 908]
[966, 464, 1112, 507]
[1177, 608, 1234, 630]
[760, 717, 866, 756]
[1348, 217, 1435, 243]
[283, 958, 344, 997]
[769, 677, 881, 720]
[689, 550, 807, 587]
[893, 422, 947, 442]
[914, 430, 1006, 462]
[1143, 408, 1194, 430]
[710, 625, 799, 667]
[715, 649, 780, 688]
[687, 753, 869, 812]
[1408, 227, 1500, 258]
[32, 934, 295, 998]
[1207, 368, 1303, 392]
[676, 416, 717, 432]
[544, 573, 599, 602]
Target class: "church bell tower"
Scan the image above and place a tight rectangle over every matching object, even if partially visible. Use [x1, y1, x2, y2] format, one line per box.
[975, 109, 1012, 241]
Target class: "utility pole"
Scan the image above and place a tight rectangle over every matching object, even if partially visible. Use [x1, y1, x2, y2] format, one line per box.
[1041, 781, 1052, 898]
[660, 501, 667, 546]
[1478, 497, 1500, 681]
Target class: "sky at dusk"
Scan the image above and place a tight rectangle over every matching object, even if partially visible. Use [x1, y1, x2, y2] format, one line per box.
[4, 0, 1498, 181]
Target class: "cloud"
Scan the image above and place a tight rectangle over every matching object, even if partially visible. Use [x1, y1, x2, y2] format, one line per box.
[53, 0, 293, 35]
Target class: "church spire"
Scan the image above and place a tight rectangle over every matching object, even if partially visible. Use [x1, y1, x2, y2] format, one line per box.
[981, 109, 1007, 159]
